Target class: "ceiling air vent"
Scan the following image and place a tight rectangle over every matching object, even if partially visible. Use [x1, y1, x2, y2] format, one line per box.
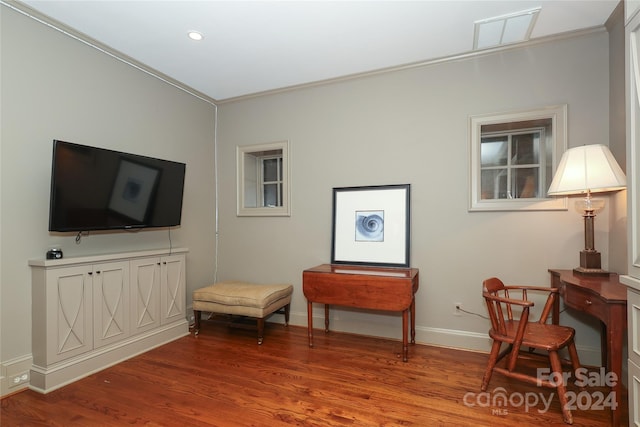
[473, 7, 541, 50]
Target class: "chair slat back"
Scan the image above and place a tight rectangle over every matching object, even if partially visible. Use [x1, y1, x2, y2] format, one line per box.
[537, 291, 556, 324]
[483, 277, 509, 335]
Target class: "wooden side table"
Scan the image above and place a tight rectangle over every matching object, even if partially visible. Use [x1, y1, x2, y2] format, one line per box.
[302, 264, 419, 361]
[549, 269, 627, 426]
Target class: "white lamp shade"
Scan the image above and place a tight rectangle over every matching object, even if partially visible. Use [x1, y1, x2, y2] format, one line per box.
[547, 144, 626, 196]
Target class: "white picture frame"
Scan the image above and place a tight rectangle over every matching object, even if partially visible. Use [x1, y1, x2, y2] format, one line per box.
[331, 184, 411, 267]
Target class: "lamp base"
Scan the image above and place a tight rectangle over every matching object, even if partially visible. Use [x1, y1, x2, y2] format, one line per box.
[580, 248, 601, 269]
[574, 250, 610, 276]
[573, 266, 611, 276]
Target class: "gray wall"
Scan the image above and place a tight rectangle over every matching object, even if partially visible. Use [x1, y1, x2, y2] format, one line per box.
[217, 29, 615, 362]
[0, 4, 217, 384]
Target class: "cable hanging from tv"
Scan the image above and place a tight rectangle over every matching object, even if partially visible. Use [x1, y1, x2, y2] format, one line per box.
[75, 231, 88, 244]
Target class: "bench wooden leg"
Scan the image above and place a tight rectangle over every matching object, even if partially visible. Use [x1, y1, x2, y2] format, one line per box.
[257, 318, 265, 345]
[284, 303, 290, 326]
[193, 310, 201, 336]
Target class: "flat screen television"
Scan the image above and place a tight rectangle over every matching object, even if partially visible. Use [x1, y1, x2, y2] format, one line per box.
[49, 140, 186, 232]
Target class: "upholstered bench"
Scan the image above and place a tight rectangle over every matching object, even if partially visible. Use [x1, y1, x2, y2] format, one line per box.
[192, 281, 293, 344]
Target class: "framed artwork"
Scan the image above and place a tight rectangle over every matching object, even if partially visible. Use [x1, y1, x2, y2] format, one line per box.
[108, 159, 160, 222]
[331, 184, 410, 267]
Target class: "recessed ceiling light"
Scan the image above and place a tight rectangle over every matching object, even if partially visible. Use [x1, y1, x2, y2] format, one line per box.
[187, 31, 204, 41]
[473, 7, 541, 50]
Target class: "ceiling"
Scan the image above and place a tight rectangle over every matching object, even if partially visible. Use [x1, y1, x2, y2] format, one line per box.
[14, 0, 619, 102]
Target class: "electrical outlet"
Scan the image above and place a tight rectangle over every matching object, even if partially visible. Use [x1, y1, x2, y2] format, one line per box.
[453, 302, 462, 316]
[10, 372, 29, 388]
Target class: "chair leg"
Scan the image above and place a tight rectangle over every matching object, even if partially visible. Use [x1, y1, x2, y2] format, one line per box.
[482, 340, 502, 391]
[193, 310, 201, 336]
[567, 339, 581, 378]
[257, 318, 265, 345]
[549, 350, 573, 425]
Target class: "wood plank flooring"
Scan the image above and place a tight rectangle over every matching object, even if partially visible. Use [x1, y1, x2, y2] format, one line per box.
[1, 319, 627, 426]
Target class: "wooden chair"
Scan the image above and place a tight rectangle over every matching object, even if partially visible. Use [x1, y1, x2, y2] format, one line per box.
[481, 277, 581, 424]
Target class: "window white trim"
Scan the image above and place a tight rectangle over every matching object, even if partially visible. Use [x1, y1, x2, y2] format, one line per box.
[469, 105, 568, 211]
[237, 140, 291, 216]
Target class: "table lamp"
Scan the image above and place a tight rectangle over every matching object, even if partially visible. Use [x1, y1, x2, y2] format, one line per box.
[547, 144, 626, 275]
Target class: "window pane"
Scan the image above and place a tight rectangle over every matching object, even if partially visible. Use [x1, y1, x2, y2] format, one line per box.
[237, 140, 290, 216]
[481, 169, 508, 199]
[481, 137, 508, 167]
[263, 183, 279, 207]
[263, 158, 279, 182]
[469, 105, 566, 211]
[511, 167, 539, 198]
[511, 133, 539, 165]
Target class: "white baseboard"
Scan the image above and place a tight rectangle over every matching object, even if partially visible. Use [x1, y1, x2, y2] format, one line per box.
[287, 310, 603, 366]
[190, 305, 604, 368]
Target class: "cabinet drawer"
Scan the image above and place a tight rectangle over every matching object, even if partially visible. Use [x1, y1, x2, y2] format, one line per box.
[564, 285, 607, 320]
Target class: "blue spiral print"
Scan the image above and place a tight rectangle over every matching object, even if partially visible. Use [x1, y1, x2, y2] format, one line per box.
[355, 211, 384, 242]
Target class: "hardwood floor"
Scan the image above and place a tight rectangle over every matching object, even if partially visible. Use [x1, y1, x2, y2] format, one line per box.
[1, 318, 627, 426]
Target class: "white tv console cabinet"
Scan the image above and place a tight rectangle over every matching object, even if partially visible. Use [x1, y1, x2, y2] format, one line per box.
[28, 248, 189, 393]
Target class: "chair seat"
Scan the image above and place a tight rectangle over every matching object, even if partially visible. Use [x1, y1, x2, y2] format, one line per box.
[489, 321, 575, 351]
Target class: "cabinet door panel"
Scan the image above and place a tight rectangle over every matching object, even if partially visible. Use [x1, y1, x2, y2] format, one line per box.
[630, 358, 640, 426]
[161, 254, 186, 324]
[130, 257, 161, 334]
[46, 266, 93, 363]
[93, 261, 130, 348]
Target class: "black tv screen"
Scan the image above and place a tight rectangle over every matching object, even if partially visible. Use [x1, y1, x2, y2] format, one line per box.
[49, 140, 186, 232]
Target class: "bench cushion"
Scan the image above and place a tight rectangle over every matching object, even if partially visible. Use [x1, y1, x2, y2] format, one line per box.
[192, 281, 293, 318]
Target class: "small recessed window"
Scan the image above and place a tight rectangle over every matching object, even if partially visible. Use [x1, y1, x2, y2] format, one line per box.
[237, 141, 290, 216]
[469, 105, 568, 211]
